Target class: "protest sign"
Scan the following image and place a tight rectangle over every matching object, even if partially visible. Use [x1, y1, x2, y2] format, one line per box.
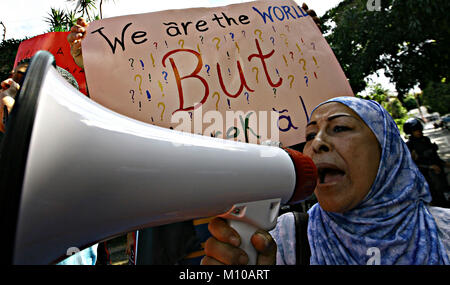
[14, 32, 87, 95]
[83, 0, 353, 146]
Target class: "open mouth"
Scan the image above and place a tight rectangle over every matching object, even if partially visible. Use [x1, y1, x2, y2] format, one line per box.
[318, 166, 345, 184]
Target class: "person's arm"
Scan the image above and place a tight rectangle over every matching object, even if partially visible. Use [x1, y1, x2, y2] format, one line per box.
[201, 217, 276, 265]
[67, 18, 89, 70]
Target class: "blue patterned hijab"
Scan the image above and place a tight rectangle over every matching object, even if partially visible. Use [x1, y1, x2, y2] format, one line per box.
[307, 96, 449, 265]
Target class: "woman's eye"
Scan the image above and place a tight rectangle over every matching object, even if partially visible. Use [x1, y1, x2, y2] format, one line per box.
[333, 125, 350, 133]
[305, 132, 316, 141]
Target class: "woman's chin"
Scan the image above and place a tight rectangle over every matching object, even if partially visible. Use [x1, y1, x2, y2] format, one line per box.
[317, 200, 347, 213]
[315, 183, 352, 213]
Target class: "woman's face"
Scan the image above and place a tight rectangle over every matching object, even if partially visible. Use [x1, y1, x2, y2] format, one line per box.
[303, 102, 381, 213]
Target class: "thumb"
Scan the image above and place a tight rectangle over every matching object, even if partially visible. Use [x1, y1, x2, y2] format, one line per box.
[251, 230, 277, 265]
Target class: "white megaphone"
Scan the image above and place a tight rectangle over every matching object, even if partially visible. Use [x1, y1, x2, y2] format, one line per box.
[0, 51, 317, 265]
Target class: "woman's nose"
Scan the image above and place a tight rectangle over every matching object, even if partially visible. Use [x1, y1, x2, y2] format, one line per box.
[311, 132, 331, 153]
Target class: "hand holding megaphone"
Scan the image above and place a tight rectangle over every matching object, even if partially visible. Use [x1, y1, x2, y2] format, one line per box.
[203, 217, 276, 265]
[204, 149, 317, 265]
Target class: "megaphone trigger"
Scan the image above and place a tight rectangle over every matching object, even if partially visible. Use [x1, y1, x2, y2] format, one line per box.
[219, 198, 281, 265]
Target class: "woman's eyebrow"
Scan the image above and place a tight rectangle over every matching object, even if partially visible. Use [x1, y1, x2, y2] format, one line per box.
[306, 113, 355, 127]
[327, 113, 354, 121]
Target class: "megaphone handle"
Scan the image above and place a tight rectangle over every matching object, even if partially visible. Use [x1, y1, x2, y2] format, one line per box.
[219, 198, 281, 265]
[227, 219, 259, 265]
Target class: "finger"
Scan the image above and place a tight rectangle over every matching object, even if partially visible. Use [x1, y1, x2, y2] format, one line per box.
[67, 32, 83, 45]
[204, 237, 248, 265]
[251, 231, 277, 265]
[77, 17, 88, 27]
[70, 24, 85, 34]
[72, 27, 86, 38]
[200, 256, 224, 265]
[208, 217, 241, 247]
[71, 41, 82, 57]
[302, 3, 309, 11]
[307, 9, 317, 18]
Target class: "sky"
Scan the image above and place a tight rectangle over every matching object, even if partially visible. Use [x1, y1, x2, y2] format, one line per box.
[0, 0, 401, 94]
[2, 0, 343, 40]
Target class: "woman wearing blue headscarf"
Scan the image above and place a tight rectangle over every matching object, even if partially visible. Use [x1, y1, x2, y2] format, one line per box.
[202, 96, 450, 265]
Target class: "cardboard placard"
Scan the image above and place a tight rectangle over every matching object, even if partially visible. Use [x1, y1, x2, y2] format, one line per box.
[83, 0, 353, 146]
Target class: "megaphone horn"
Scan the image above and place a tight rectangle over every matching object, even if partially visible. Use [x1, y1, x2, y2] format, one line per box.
[0, 51, 317, 264]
